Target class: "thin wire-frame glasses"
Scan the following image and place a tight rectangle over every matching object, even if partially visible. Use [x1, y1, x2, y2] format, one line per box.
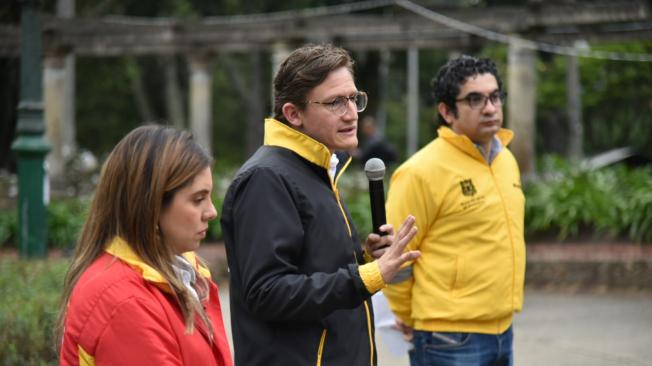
[307, 91, 368, 116]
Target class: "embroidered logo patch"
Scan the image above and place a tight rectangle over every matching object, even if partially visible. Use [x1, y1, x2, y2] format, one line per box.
[460, 179, 477, 197]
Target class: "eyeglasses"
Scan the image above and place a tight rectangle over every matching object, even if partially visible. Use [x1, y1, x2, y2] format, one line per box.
[307, 91, 368, 116]
[455, 91, 506, 110]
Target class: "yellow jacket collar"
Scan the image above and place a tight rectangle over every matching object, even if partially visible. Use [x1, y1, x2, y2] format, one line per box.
[264, 118, 334, 170]
[105, 237, 211, 292]
[438, 126, 513, 160]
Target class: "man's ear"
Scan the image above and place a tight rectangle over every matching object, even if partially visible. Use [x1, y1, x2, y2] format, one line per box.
[282, 102, 303, 128]
[438, 102, 454, 125]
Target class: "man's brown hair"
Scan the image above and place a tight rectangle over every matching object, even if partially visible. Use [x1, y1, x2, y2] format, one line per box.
[273, 44, 354, 123]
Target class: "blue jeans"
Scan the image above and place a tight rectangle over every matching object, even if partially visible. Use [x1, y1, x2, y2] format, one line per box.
[409, 326, 513, 366]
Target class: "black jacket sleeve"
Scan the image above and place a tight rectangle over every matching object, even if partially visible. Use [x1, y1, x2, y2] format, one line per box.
[224, 167, 371, 322]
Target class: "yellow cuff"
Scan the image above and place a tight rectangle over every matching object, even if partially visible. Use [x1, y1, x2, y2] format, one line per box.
[359, 261, 385, 294]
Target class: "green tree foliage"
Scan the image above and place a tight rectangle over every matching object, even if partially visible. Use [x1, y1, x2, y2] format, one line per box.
[581, 42, 652, 156]
[76, 58, 141, 157]
[536, 41, 652, 157]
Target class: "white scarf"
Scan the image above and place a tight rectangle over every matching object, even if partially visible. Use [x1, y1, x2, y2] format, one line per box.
[172, 255, 199, 301]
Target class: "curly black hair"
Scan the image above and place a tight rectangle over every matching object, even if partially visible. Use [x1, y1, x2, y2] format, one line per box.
[431, 55, 503, 124]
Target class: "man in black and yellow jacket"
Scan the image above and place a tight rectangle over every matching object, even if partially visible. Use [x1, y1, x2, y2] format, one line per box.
[221, 44, 420, 366]
[384, 56, 525, 366]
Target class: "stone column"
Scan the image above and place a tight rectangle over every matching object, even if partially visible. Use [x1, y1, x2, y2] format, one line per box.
[44, 49, 75, 184]
[188, 54, 213, 152]
[42, 0, 76, 188]
[507, 41, 537, 180]
[57, 0, 76, 156]
[376, 48, 390, 135]
[566, 43, 585, 160]
[163, 56, 186, 129]
[57, 0, 76, 154]
[406, 47, 419, 157]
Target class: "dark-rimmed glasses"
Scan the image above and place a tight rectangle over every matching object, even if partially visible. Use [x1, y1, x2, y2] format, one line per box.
[307, 91, 368, 116]
[456, 91, 506, 110]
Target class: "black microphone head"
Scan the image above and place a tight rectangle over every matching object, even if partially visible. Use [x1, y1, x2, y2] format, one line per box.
[364, 158, 386, 181]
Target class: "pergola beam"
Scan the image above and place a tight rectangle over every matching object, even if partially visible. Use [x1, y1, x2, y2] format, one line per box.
[0, 1, 650, 57]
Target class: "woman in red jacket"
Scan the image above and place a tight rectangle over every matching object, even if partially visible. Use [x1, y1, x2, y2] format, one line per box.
[56, 125, 232, 366]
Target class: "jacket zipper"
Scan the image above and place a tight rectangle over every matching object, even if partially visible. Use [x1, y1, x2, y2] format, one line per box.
[363, 300, 375, 366]
[332, 156, 375, 366]
[489, 166, 518, 311]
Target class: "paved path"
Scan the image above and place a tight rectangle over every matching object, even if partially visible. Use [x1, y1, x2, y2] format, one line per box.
[202, 244, 652, 365]
[217, 287, 652, 365]
[512, 290, 652, 366]
[375, 290, 652, 366]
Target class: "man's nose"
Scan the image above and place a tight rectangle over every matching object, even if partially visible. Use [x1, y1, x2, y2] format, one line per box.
[342, 99, 358, 120]
[482, 97, 499, 113]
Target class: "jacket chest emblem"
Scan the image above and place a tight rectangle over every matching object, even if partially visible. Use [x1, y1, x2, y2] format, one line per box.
[459, 179, 477, 197]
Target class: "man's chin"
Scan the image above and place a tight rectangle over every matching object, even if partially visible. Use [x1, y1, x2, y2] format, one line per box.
[335, 139, 358, 152]
[481, 124, 501, 135]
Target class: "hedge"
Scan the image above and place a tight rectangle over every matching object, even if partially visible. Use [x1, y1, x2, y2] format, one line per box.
[0, 257, 68, 366]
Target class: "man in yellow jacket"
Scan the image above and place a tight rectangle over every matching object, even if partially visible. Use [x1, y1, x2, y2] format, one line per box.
[383, 55, 525, 366]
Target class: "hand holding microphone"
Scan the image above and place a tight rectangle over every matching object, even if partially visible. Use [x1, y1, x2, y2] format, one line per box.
[363, 159, 420, 281]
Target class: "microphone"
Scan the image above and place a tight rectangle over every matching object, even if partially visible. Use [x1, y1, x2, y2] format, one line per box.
[364, 158, 387, 237]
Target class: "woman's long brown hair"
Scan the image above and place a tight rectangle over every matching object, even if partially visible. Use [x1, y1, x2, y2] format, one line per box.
[55, 125, 214, 349]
